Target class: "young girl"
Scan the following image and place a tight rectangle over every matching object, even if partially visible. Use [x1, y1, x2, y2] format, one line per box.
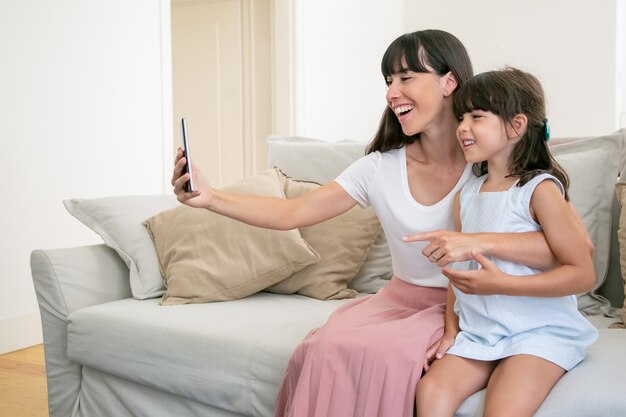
[415, 68, 598, 417]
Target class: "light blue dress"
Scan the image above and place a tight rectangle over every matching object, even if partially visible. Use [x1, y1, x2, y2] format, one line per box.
[446, 173, 598, 371]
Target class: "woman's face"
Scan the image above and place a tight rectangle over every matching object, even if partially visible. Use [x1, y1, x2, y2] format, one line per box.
[385, 57, 450, 136]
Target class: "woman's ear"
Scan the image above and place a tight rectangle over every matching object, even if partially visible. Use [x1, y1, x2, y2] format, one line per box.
[507, 114, 528, 140]
[441, 72, 458, 97]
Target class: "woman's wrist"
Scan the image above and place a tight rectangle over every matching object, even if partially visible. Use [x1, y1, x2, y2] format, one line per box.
[470, 232, 490, 257]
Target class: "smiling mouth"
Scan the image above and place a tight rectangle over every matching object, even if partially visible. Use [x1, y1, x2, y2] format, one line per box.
[394, 105, 414, 117]
[461, 139, 475, 149]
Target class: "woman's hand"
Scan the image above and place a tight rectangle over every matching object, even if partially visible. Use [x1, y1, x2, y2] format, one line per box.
[171, 148, 212, 209]
[441, 250, 512, 295]
[403, 230, 485, 267]
[423, 332, 457, 372]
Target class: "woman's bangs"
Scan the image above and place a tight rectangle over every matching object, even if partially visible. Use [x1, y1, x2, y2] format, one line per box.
[381, 35, 430, 77]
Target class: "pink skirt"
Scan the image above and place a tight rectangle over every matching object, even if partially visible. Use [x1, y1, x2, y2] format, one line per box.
[275, 276, 447, 417]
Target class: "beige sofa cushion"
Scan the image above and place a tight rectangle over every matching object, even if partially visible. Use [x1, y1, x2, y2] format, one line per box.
[144, 169, 320, 305]
[268, 136, 393, 294]
[264, 171, 381, 300]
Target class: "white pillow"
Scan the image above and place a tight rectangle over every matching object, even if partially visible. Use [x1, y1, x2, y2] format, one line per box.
[550, 131, 622, 314]
[267, 135, 366, 184]
[64, 195, 179, 299]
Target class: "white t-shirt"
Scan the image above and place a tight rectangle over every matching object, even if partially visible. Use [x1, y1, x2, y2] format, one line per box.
[335, 147, 473, 288]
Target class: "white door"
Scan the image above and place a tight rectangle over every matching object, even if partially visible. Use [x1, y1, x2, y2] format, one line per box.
[171, 0, 271, 187]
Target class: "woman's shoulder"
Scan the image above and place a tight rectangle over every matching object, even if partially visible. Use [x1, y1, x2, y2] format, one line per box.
[377, 146, 405, 161]
[361, 146, 404, 165]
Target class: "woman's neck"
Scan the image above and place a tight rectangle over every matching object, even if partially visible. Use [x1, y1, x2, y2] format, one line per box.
[408, 119, 464, 166]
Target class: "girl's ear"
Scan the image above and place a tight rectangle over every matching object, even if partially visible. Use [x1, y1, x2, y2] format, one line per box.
[441, 72, 458, 97]
[507, 113, 528, 140]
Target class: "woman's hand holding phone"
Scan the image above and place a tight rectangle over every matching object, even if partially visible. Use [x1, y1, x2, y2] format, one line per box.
[172, 148, 213, 209]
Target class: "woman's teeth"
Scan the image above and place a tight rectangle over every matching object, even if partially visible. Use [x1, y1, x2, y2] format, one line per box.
[394, 105, 414, 116]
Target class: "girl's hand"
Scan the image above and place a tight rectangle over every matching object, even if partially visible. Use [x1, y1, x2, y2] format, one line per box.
[423, 332, 457, 372]
[171, 148, 213, 209]
[403, 230, 485, 267]
[442, 250, 511, 295]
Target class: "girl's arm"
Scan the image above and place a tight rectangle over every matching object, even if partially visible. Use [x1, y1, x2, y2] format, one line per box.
[172, 149, 358, 230]
[442, 180, 596, 297]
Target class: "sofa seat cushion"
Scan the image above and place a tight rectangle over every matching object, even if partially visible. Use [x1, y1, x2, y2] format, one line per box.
[520, 329, 626, 417]
[67, 295, 626, 417]
[66, 293, 352, 416]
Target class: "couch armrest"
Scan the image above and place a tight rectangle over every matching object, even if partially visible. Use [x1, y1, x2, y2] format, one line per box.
[30, 244, 131, 417]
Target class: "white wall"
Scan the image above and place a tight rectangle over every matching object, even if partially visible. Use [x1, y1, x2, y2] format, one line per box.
[292, 0, 406, 142]
[0, 0, 172, 353]
[293, 0, 622, 141]
[405, 0, 618, 138]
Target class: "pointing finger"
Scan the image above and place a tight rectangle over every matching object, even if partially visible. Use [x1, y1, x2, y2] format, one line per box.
[403, 231, 437, 243]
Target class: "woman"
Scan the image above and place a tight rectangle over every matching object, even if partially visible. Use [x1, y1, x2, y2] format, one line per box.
[173, 30, 563, 417]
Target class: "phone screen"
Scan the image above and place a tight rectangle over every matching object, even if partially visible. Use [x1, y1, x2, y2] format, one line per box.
[180, 117, 195, 192]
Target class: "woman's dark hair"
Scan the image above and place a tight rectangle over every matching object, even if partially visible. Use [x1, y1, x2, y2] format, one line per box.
[366, 29, 474, 154]
[453, 67, 569, 200]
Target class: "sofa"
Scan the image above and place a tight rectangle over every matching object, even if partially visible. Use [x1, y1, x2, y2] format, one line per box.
[31, 132, 626, 417]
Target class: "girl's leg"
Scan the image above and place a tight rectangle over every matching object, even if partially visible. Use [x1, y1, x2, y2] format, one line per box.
[415, 355, 497, 417]
[483, 354, 565, 417]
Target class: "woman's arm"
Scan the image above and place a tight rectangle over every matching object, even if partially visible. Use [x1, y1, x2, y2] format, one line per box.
[172, 148, 358, 230]
[441, 181, 596, 297]
[404, 229, 556, 271]
[424, 193, 462, 371]
[424, 283, 459, 371]
[403, 198, 593, 270]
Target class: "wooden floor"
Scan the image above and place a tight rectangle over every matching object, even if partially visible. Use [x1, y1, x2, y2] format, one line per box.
[0, 344, 49, 417]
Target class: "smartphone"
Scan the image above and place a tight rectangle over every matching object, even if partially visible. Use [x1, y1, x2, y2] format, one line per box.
[180, 117, 195, 192]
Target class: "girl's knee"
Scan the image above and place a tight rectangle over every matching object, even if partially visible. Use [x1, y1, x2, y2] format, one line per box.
[415, 374, 447, 406]
[415, 374, 464, 417]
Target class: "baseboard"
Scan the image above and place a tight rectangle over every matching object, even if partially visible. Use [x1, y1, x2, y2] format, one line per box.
[0, 311, 43, 354]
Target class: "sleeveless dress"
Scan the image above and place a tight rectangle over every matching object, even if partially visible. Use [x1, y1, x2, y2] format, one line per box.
[446, 173, 598, 371]
[274, 148, 473, 417]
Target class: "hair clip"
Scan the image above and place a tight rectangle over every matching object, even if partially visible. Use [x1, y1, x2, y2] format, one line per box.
[543, 118, 550, 142]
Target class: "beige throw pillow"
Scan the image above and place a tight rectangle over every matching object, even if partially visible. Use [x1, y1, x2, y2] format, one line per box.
[267, 137, 395, 294]
[264, 172, 381, 300]
[144, 169, 320, 305]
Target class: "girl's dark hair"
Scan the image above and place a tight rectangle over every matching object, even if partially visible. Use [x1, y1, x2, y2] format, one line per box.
[366, 29, 474, 154]
[453, 67, 570, 200]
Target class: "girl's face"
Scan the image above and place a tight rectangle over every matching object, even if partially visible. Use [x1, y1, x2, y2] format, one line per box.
[456, 110, 511, 164]
[385, 58, 451, 136]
